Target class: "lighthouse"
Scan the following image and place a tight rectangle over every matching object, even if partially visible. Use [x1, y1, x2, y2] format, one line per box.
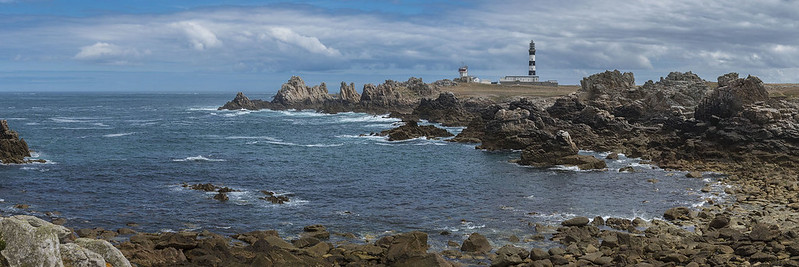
[499, 39, 557, 86]
[528, 40, 536, 76]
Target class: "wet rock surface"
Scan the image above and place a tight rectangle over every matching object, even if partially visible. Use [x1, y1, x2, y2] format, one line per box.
[112, 226, 455, 267]
[0, 120, 32, 164]
[379, 120, 454, 141]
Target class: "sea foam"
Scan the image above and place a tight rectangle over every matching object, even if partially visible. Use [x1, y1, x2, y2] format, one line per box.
[172, 155, 226, 162]
[103, 132, 136, 138]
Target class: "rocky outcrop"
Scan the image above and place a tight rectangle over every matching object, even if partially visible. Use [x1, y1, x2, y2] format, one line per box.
[0, 120, 31, 164]
[412, 92, 476, 126]
[695, 73, 770, 122]
[217, 92, 256, 110]
[338, 82, 360, 103]
[272, 76, 332, 107]
[379, 121, 453, 141]
[360, 78, 436, 112]
[0, 215, 131, 267]
[117, 226, 453, 267]
[220, 76, 439, 114]
[520, 131, 606, 170]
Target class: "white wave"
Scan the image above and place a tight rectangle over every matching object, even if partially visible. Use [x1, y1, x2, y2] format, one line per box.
[103, 132, 136, 138]
[337, 115, 399, 123]
[261, 140, 343, 148]
[335, 134, 387, 141]
[187, 107, 219, 111]
[443, 221, 486, 232]
[93, 123, 109, 127]
[172, 155, 226, 162]
[211, 110, 252, 117]
[25, 122, 40, 125]
[6, 117, 27, 120]
[225, 136, 282, 142]
[276, 110, 331, 117]
[50, 117, 98, 123]
[305, 143, 344, 147]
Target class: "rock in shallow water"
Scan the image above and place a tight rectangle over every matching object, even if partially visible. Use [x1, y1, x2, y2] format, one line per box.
[0, 120, 32, 164]
[461, 233, 492, 254]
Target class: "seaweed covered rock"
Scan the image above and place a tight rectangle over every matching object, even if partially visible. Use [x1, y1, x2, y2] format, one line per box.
[0, 120, 31, 164]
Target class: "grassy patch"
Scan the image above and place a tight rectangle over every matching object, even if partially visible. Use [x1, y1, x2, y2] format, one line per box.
[766, 84, 799, 99]
[444, 83, 578, 102]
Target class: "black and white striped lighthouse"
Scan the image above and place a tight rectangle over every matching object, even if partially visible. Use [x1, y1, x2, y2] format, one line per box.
[528, 40, 536, 76]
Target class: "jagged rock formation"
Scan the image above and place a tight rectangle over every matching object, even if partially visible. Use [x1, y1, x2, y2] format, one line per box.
[219, 76, 438, 114]
[411, 92, 476, 126]
[338, 82, 360, 103]
[272, 76, 332, 106]
[448, 69, 798, 171]
[0, 120, 31, 164]
[520, 130, 606, 170]
[379, 121, 453, 141]
[359, 78, 436, 112]
[0, 215, 132, 267]
[695, 73, 769, 121]
[567, 70, 711, 122]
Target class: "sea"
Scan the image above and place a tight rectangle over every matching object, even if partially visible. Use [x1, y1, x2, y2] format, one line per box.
[0, 92, 729, 249]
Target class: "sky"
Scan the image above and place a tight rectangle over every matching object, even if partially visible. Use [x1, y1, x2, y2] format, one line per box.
[1, 0, 798, 92]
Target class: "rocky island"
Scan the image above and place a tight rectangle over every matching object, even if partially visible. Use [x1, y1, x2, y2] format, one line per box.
[0, 120, 35, 164]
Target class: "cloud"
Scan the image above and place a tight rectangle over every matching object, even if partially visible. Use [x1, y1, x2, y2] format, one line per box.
[1, 0, 798, 85]
[74, 42, 149, 64]
[267, 27, 341, 56]
[171, 21, 222, 50]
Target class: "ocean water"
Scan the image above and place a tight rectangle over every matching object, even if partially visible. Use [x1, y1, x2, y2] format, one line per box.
[0, 92, 727, 249]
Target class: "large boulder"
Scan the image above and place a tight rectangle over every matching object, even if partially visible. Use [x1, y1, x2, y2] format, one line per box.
[461, 233, 491, 254]
[0, 215, 70, 267]
[384, 231, 429, 263]
[695, 73, 769, 122]
[60, 243, 107, 267]
[272, 76, 333, 107]
[73, 238, 133, 267]
[0, 120, 32, 164]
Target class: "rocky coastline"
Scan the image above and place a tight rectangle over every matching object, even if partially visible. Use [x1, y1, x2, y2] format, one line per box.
[3, 70, 798, 266]
[223, 70, 799, 265]
[0, 120, 38, 164]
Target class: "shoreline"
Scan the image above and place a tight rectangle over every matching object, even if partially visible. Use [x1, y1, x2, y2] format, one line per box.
[2, 70, 798, 265]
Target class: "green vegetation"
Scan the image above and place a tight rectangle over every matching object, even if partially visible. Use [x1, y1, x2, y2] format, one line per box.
[445, 82, 579, 102]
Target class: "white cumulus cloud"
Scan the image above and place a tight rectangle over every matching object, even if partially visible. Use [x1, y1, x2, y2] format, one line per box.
[74, 42, 149, 64]
[267, 27, 341, 57]
[171, 21, 222, 50]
